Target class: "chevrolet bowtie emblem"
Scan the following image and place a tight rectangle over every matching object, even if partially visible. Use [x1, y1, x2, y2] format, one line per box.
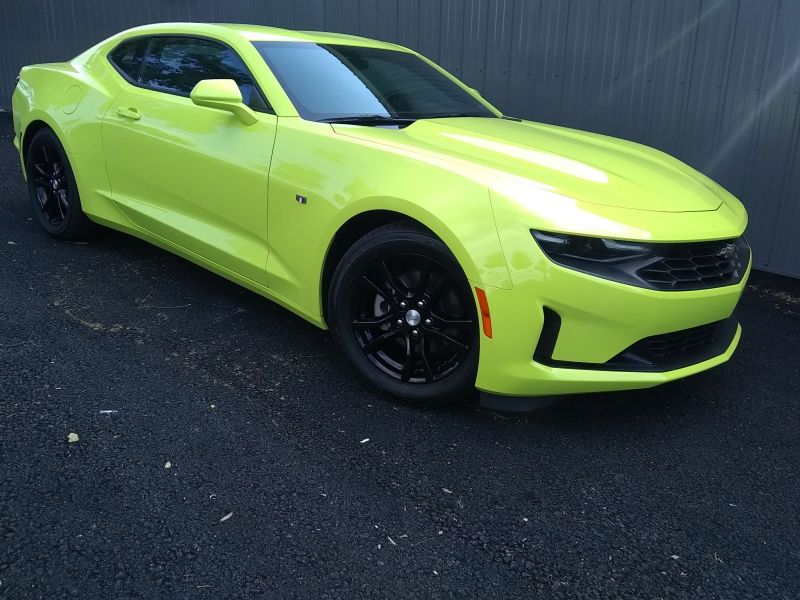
[716, 243, 736, 260]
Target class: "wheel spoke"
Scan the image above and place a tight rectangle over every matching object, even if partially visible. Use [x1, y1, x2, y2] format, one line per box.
[36, 188, 50, 210]
[427, 328, 470, 352]
[34, 163, 51, 177]
[56, 191, 68, 218]
[352, 314, 394, 329]
[400, 335, 415, 382]
[432, 315, 474, 328]
[362, 328, 404, 354]
[416, 261, 433, 296]
[426, 272, 452, 303]
[419, 338, 435, 382]
[360, 275, 394, 306]
[381, 260, 408, 298]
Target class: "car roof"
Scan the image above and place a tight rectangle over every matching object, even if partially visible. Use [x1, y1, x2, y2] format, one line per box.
[114, 22, 409, 52]
[219, 23, 405, 49]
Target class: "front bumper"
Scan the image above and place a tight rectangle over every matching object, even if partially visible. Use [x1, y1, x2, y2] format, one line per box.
[473, 257, 750, 397]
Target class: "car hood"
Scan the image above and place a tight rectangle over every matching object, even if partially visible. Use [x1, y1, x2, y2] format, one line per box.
[332, 117, 725, 213]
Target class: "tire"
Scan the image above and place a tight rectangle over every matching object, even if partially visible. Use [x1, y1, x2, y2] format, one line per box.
[25, 127, 93, 240]
[327, 222, 479, 407]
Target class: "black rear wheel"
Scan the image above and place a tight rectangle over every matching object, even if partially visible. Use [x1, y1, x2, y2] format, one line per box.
[25, 128, 92, 240]
[328, 223, 478, 407]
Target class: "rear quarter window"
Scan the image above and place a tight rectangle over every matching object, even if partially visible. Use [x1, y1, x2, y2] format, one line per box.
[109, 38, 149, 81]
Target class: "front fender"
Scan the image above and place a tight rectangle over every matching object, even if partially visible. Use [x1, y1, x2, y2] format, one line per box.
[264, 118, 513, 321]
[327, 195, 512, 291]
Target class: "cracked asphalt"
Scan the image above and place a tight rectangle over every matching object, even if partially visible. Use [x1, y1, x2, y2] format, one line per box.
[1, 112, 799, 599]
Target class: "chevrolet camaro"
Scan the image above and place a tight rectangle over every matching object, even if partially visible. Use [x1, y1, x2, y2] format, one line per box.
[11, 23, 750, 409]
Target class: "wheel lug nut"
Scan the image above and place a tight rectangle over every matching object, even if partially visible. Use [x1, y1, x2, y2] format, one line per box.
[424, 318, 432, 326]
[396, 319, 404, 327]
[411, 329, 419, 337]
[417, 300, 425, 308]
[399, 301, 407, 308]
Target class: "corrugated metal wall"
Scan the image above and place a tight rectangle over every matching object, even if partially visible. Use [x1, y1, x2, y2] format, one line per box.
[1, 0, 799, 276]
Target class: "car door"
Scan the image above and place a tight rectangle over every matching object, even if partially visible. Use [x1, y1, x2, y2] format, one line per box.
[102, 35, 277, 285]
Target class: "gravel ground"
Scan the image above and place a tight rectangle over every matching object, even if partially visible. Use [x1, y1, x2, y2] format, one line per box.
[1, 113, 799, 600]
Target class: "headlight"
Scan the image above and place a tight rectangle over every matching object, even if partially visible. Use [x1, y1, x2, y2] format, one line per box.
[531, 231, 650, 261]
[531, 230, 750, 290]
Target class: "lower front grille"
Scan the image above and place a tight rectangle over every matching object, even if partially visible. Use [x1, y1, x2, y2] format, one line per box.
[604, 317, 737, 371]
[534, 315, 739, 373]
[643, 322, 721, 360]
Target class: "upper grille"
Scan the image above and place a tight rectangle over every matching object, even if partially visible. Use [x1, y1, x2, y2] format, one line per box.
[637, 238, 749, 291]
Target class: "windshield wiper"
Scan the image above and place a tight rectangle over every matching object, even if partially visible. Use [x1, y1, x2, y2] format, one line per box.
[418, 113, 497, 120]
[317, 115, 416, 127]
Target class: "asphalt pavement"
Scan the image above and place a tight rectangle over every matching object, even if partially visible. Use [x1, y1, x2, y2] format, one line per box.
[1, 113, 799, 599]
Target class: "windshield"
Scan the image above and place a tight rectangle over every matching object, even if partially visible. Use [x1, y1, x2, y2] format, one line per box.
[252, 41, 496, 122]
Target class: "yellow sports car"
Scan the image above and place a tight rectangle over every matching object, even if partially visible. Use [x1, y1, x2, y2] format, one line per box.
[11, 23, 750, 409]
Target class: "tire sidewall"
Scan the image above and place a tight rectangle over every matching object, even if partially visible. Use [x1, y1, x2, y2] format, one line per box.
[328, 226, 479, 406]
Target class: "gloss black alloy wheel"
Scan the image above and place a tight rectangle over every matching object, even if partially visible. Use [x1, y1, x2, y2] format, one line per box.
[25, 128, 92, 240]
[353, 254, 475, 383]
[328, 223, 479, 407]
[31, 141, 69, 225]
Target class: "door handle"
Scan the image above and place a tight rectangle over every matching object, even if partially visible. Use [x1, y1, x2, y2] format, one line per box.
[116, 107, 141, 120]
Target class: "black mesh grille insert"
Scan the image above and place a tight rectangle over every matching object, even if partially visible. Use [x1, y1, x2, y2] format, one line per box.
[643, 322, 721, 359]
[637, 239, 749, 291]
[606, 318, 736, 371]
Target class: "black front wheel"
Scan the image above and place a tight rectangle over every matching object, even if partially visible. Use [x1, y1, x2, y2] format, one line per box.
[25, 127, 92, 240]
[328, 223, 479, 407]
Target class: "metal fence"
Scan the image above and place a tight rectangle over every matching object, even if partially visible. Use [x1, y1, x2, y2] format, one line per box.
[1, 0, 798, 277]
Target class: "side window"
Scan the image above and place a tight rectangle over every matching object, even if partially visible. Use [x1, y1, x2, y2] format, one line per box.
[109, 37, 150, 81]
[138, 36, 271, 112]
